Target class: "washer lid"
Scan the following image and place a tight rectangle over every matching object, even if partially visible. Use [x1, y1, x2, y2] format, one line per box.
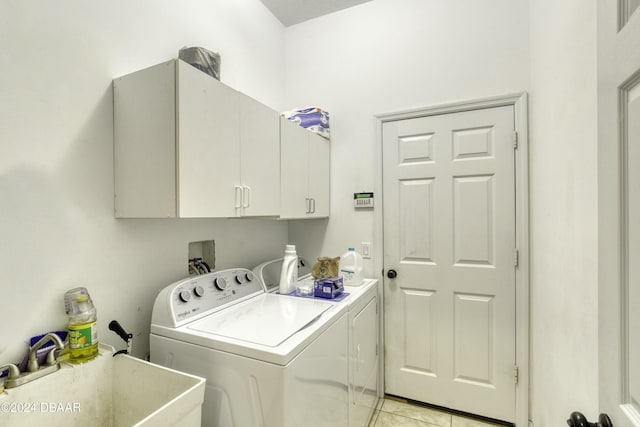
[187, 293, 334, 347]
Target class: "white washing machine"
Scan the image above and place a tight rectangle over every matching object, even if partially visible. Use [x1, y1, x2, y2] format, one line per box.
[253, 258, 380, 427]
[150, 268, 350, 427]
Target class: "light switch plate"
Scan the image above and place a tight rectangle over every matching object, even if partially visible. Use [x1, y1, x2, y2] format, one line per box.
[361, 242, 372, 259]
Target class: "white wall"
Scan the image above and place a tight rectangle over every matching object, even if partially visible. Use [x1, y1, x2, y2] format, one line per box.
[286, 1, 600, 425]
[284, 0, 530, 276]
[529, 0, 599, 425]
[0, 0, 288, 363]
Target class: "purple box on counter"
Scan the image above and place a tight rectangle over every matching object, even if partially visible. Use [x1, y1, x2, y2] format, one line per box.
[314, 276, 344, 299]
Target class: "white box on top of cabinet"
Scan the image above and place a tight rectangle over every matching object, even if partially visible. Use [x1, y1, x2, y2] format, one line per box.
[113, 59, 280, 218]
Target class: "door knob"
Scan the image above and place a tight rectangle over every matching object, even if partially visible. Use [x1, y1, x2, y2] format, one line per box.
[567, 412, 613, 427]
[387, 269, 397, 279]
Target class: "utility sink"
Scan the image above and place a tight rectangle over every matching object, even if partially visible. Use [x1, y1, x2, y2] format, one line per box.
[0, 344, 205, 426]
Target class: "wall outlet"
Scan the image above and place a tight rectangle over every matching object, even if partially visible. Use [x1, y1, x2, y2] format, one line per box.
[361, 242, 372, 259]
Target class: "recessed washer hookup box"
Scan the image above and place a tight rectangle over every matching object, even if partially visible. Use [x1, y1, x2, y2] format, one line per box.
[314, 276, 344, 299]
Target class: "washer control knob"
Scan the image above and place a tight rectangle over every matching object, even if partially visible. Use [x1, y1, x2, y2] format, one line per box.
[194, 285, 205, 297]
[179, 290, 192, 302]
[235, 272, 254, 284]
[214, 277, 227, 291]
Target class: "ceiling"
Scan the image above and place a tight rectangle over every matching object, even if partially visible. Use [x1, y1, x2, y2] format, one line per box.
[259, 0, 373, 26]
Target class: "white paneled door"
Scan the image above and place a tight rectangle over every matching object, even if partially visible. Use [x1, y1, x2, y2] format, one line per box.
[383, 105, 516, 422]
[598, 2, 640, 426]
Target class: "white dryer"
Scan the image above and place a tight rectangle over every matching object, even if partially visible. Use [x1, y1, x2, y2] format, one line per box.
[253, 258, 380, 427]
[150, 268, 350, 427]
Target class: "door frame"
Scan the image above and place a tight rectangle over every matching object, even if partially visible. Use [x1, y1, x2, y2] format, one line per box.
[373, 93, 529, 426]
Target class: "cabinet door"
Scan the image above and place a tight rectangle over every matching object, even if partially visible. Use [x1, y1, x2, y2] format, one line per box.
[351, 295, 378, 427]
[114, 60, 178, 218]
[280, 118, 310, 218]
[177, 60, 240, 218]
[307, 132, 330, 218]
[239, 94, 280, 216]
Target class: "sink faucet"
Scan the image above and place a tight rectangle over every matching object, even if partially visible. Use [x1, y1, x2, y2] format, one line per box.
[27, 333, 65, 372]
[0, 363, 20, 382]
[2, 333, 66, 389]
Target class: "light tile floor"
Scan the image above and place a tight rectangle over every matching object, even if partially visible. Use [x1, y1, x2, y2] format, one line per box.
[369, 398, 506, 427]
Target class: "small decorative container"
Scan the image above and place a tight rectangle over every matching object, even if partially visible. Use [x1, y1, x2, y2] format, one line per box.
[314, 276, 344, 299]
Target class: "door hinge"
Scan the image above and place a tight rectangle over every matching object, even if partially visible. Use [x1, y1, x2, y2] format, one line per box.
[513, 248, 519, 267]
[514, 365, 519, 385]
[513, 131, 518, 149]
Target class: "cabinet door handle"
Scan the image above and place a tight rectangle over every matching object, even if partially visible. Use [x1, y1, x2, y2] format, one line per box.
[234, 186, 242, 209]
[305, 198, 310, 214]
[243, 186, 251, 208]
[310, 198, 316, 213]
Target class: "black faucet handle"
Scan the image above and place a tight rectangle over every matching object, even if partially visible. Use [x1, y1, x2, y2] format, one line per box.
[108, 320, 132, 343]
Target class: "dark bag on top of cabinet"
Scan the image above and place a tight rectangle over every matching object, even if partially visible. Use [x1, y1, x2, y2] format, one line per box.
[178, 46, 221, 80]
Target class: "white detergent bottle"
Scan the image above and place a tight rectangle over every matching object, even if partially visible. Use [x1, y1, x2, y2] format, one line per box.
[340, 247, 364, 286]
[279, 244, 298, 294]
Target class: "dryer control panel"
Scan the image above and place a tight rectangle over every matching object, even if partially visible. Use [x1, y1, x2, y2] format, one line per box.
[152, 268, 264, 328]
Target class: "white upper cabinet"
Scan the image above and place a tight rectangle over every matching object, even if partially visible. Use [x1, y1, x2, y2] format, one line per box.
[176, 60, 240, 218]
[113, 59, 280, 218]
[307, 130, 330, 217]
[280, 118, 330, 219]
[239, 94, 281, 217]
